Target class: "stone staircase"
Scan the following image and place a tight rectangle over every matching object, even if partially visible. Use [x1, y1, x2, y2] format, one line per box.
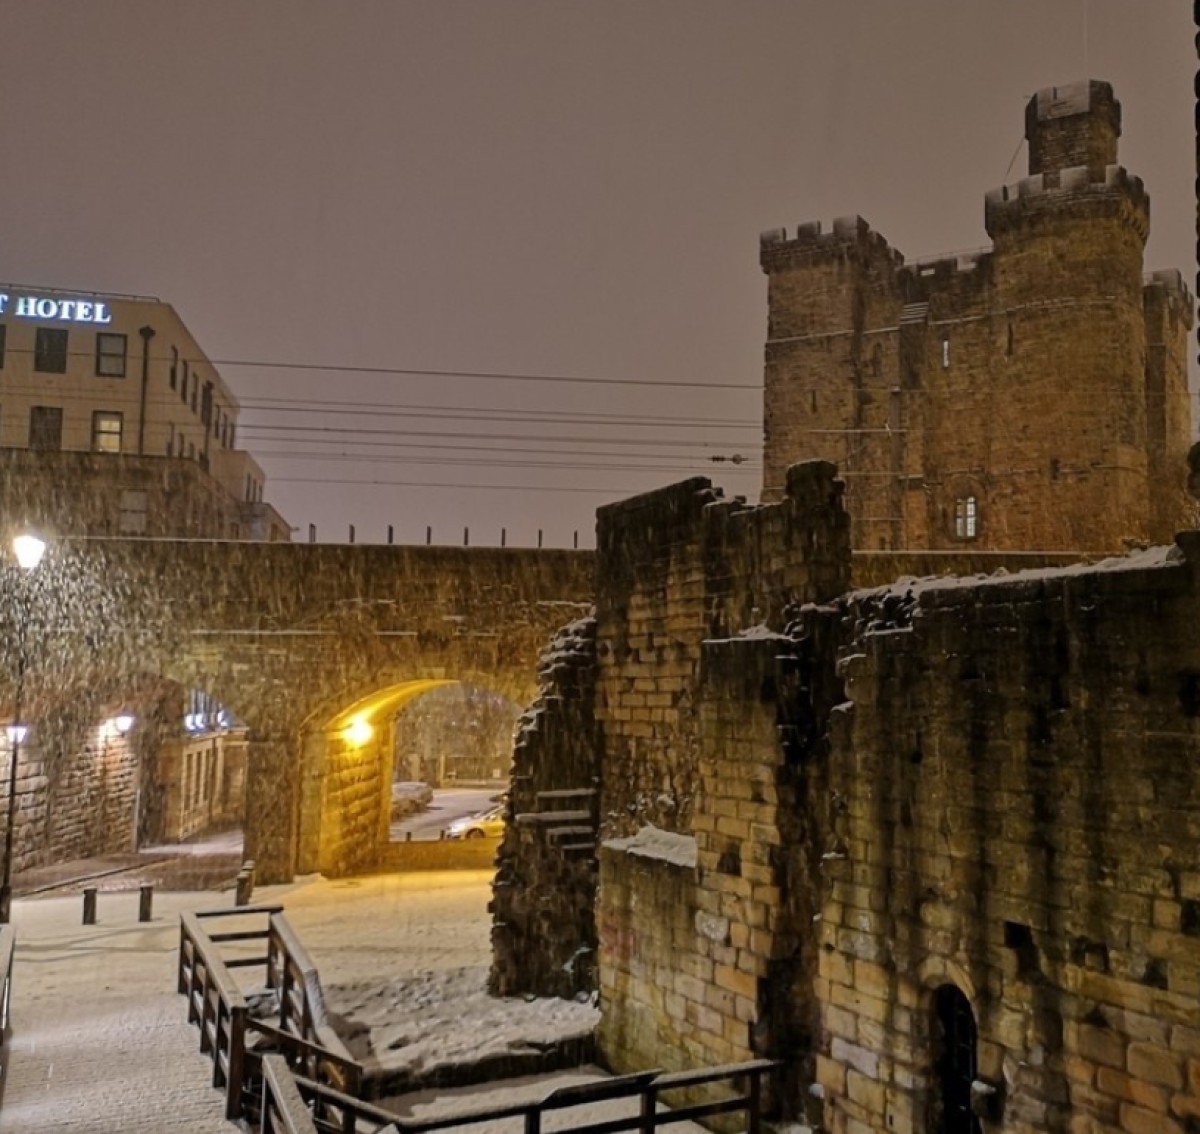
[514, 787, 598, 859]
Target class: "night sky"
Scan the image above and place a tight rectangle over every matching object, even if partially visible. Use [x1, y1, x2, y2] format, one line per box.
[0, 1, 1191, 547]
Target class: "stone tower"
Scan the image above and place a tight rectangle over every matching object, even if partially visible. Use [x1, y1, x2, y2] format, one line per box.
[760, 79, 1195, 553]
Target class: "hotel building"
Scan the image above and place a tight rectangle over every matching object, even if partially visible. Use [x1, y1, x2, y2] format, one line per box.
[0, 283, 290, 541]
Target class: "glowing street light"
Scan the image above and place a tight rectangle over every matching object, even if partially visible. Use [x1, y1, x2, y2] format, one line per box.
[1, 531, 47, 922]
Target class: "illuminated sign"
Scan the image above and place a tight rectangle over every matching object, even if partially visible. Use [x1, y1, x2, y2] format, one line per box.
[0, 293, 112, 324]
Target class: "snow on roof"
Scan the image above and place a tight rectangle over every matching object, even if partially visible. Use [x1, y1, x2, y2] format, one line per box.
[601, 824, 698, 869]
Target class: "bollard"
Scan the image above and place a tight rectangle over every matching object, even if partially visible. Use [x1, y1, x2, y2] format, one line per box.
[235, 858, 256, 907]
[82, 887, 97, 925]
[138, 884, 153, 923]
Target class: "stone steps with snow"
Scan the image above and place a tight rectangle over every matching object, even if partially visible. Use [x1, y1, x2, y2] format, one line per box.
[546, 825, 594, 844]
[514, 809, 592, 827]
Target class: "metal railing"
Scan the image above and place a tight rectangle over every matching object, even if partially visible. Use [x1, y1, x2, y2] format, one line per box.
[274, 1058, 779, 1134]
[0, 924, 14, 1107]
[177, 904, 361, 1121]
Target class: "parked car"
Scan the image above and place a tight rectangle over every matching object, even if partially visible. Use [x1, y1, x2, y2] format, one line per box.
[390, 781, 434, 822]
[445, 805, 506, 839]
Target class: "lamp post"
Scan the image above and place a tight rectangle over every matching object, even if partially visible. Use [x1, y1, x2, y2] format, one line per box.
[1, 533, 46, 922]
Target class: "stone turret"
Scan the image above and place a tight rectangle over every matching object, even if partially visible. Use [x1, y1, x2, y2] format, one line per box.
[1024, 79, 1121, 180]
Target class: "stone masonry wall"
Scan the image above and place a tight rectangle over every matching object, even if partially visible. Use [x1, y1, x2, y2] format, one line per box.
[811, 538, 1200, 1133]
[760, 80, 1194, 555]
[491, 617, 603, 999]
[592, 462, 850, 1105]
[596, 631, 830, 1124]
[594, 462, 849, 842]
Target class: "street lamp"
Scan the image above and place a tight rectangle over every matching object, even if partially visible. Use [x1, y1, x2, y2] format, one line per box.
[1, 532, 45, 922]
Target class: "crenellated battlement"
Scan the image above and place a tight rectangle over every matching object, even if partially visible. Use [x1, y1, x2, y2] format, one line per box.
[1144, 268, 1196, 329]
[759, 214, 905, 272]
[984, 163, 1148, 239]
[898, 248, 992, 288]
[1025, 79, 1121, 177]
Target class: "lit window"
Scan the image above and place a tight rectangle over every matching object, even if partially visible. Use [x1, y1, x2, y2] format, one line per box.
[92, 411, 123, 452]
[34, 328, 68, 373]
[96, 332, 127, 377]
[954, 496, 978, 540]
[29, 405, 63, 450]
[118, 489, 148, 535]
[941, 339, 950, 369]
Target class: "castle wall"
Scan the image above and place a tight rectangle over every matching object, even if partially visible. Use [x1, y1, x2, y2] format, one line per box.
[814, 542, 1200, 1133]
[594, 463, 849, 840]
[490, 617, 603, 1000]
[574, 460, 1200, 1130]
[591, 463, 849, 1107]
[760, 80, 1195, 556]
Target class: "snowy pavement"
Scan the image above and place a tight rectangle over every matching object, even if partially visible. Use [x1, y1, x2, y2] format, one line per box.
[0, 870, 624, 1132]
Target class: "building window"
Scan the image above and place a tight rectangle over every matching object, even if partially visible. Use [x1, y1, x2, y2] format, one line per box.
[34, 328, 68, 373]
[166, 422, 175, 455]
[181, 362, 189, 403]
[941, 338, 950, 369]
[95, 332, 127, 377]
[169, 347, 179, 390]
[29, 406, 63, 450]
[190, 378, 198, 413]
[92, 411, 123, 453]
[187, 440, 195, 459]
[954, 496, 978, 540]
[118, 489, 148, 535]
[0, 324, 6, 369]
[1006, 322, 1014, 357]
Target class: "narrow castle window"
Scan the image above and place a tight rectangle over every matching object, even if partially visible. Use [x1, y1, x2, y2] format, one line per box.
[932, 985, 982, 1133]
[1006, 322, 1014, 356]
[169, 346, 179, 390]
[810, 390, 817, 413]
[941, 338, 950, 368]
[954, 496, 978, 540]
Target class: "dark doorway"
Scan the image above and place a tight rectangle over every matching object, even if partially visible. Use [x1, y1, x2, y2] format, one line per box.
[933, 984, 981, 1133]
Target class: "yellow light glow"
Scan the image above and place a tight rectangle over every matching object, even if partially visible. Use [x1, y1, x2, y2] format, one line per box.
[343, 717, 373, 747]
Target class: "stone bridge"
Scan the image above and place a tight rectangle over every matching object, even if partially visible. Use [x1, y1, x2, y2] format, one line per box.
[0, 538, 593, 881]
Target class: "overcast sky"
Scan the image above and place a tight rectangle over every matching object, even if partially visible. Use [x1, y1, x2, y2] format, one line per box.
[0, 1, 1191, 547]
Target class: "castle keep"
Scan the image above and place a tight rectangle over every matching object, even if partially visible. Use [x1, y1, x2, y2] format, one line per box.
[760, 80, 1195, 553]
[490, 79, 1200, 1134]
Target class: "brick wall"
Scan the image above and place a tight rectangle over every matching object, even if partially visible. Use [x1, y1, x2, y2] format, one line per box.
[811, 539, 1200, 1132]
[591, 462, 849, 1107]
[491, 617, 603, 999]
[760, 81, 1194, 556]
[594, 463, 849, 841]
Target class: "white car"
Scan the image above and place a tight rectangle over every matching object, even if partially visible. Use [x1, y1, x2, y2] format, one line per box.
[445, 806, 506, 839]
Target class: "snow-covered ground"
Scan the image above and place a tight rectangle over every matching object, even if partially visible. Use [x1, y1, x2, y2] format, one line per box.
[324, 963, 597, 1072]
[9, 869, 736, 1133]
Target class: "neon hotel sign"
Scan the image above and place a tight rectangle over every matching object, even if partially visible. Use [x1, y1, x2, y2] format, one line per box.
[0, 292, 112, 324]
